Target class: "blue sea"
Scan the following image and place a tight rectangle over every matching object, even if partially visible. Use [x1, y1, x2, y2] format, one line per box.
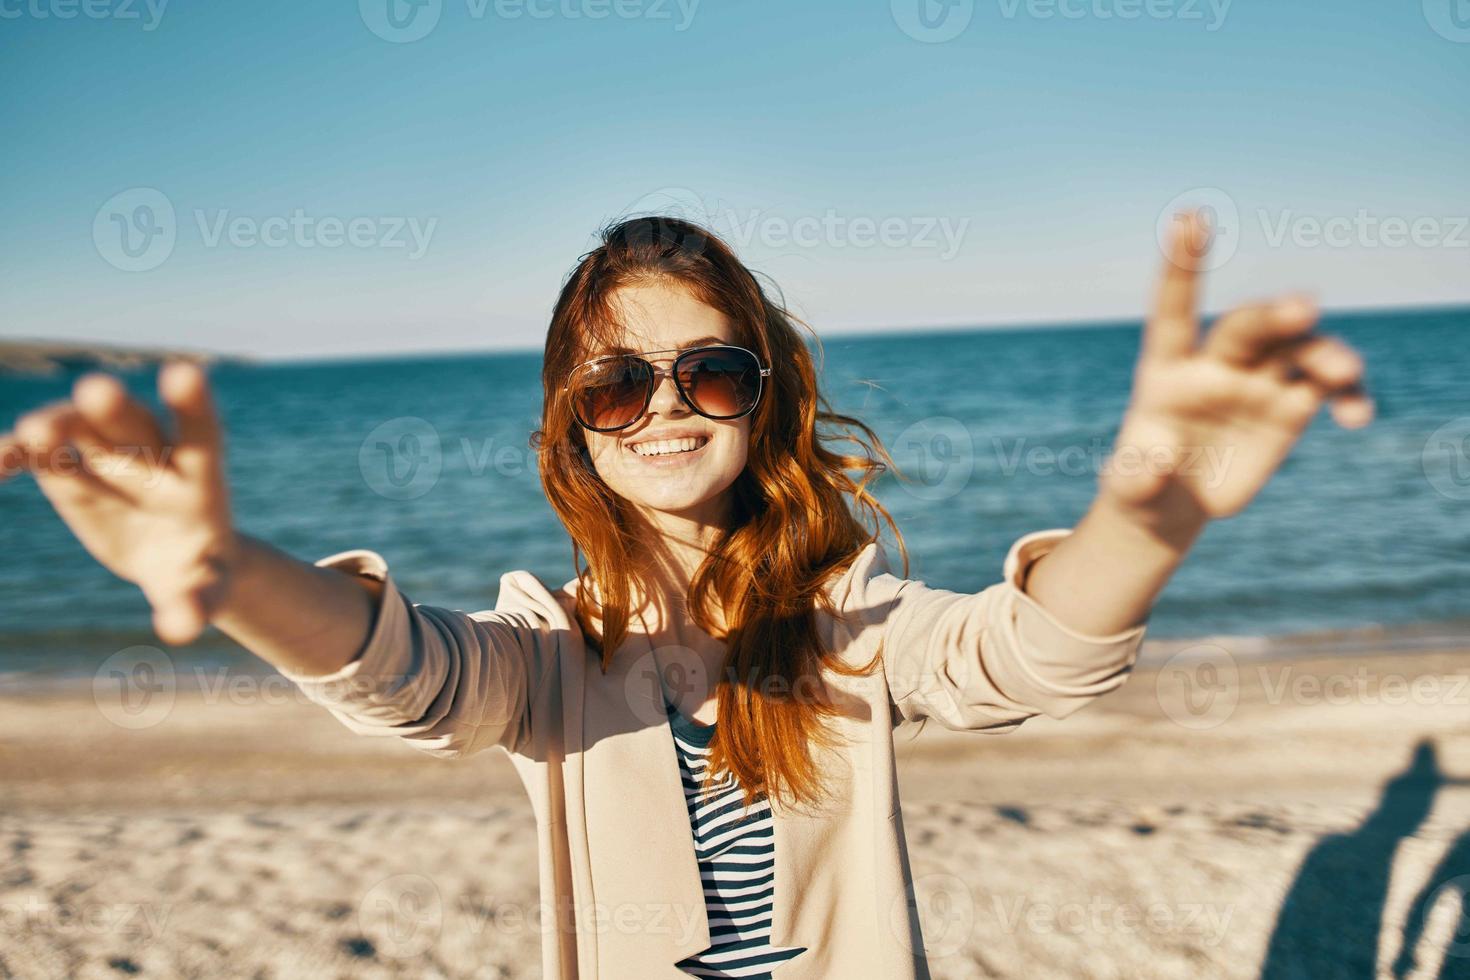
[2, 307, 1468, 684]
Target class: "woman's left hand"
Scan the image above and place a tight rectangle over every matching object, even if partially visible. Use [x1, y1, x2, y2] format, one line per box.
[1102, 211, 1374, 537]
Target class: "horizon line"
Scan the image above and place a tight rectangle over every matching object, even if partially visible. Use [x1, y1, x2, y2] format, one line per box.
[5, 298, 1465, 369]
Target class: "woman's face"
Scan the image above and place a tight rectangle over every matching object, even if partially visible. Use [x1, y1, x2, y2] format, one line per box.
[578, 281, 751, 525]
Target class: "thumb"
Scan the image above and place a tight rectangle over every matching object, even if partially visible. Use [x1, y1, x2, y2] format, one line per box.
[149, 590, 208, 646]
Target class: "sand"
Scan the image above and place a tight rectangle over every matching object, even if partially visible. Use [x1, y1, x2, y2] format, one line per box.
[4, 646, 1470, 979]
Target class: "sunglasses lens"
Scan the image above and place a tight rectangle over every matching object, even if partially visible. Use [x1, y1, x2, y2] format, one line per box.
[678, 348, 762, 419]
[570, 357, 651, 430]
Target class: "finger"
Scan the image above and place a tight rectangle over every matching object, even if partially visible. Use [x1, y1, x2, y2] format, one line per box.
[1142, 210, 1207, 362]
[13, 402, 79, 475]
[1273, 334, 1365, 391]
[1203, 297, 1319, 366]
[1329, 387, 1375, 429]
[73, 372, 167, 460]
[20, 400, 148, 498]
[158, 360, 222, 479]
[15, 408, 130, 505]
[56, 409, 155, 501]
[1271, 334, 1375, 429]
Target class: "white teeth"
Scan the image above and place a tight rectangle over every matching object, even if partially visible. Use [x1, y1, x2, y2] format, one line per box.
[630, 436, 707, 457]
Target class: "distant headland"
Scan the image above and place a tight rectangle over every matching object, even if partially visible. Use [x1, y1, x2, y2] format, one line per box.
[0, 339, 252, 377]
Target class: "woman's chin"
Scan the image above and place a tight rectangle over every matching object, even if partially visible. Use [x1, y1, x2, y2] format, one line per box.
[612, 477, 736, 522]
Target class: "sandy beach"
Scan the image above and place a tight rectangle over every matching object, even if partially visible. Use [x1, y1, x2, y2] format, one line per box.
[5, 644, 1470, 979]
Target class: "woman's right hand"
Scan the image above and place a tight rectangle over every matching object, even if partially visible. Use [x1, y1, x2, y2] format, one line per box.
[0, 360, 237, 645]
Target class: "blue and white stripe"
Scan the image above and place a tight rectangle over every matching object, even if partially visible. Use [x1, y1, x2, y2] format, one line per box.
[667, 702, 807, 979]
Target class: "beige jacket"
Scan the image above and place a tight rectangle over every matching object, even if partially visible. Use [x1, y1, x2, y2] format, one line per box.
[281, 529, 1146, 979]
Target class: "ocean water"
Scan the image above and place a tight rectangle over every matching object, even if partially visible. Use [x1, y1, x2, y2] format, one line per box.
[2, 307, 1467, 680]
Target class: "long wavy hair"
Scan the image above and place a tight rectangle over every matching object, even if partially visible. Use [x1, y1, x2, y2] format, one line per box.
[531, 214, 910, 812]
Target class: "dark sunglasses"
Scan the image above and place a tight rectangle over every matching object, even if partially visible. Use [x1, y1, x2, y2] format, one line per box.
[563, 344, 771, 433]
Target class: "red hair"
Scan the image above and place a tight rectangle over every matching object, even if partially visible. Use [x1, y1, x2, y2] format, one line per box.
[531, 215, 909, 811]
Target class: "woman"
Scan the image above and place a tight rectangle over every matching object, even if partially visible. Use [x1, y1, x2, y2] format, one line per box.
[0, 212, 1372, 979]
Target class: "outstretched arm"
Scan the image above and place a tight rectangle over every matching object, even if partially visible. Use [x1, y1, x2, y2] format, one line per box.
[1023, 211, 1374, 634]
[0, 363, 377, 676]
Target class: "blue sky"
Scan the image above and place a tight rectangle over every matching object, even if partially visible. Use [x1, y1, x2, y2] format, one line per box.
[3, 0, 1467, 359]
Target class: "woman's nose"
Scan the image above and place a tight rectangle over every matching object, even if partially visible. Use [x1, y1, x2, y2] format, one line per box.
[646, 370, 691, 416]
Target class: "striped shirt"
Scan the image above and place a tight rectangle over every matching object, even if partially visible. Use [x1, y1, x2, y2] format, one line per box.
[665, 699, 808, 979]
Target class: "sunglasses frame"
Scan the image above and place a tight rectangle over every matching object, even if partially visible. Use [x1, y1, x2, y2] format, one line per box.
[563, 343, 772, 433]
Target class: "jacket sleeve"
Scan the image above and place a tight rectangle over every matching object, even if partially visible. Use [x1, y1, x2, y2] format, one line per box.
[846, 530, 1146, 732]
[274, 549, 542, 758]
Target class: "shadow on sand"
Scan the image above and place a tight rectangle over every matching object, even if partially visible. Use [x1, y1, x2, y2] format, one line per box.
[1260, 739, 1470, 979]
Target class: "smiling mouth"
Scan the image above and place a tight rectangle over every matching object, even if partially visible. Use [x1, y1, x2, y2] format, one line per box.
[626, 435, 711, 458]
